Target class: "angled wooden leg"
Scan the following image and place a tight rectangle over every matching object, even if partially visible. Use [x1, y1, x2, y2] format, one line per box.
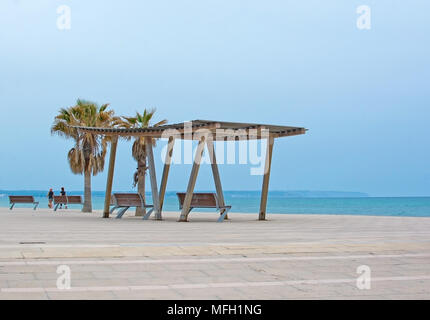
[179, 136, 206, 222]
[206, 139, 228, 220]
[146, 137, 162, 220]
[103, 137, 118, 218]
[159, 136, 175, 212]
[259, 135, 274, 220]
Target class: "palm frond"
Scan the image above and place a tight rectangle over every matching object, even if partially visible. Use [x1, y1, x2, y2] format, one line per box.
[53, 99, 116, 176]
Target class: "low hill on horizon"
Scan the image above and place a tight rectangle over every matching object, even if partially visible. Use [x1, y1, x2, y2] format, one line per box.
[0, 189, 369, 198]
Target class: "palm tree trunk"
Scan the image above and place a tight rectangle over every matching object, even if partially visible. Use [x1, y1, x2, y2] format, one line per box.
[82, 169, 92, 212]
[135, 159, 146, 216]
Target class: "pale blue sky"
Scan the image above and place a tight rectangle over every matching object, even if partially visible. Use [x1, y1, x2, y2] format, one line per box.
[0, 0, 429, 196]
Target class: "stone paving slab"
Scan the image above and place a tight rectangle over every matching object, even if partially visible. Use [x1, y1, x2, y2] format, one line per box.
[0, 208, 429, 299]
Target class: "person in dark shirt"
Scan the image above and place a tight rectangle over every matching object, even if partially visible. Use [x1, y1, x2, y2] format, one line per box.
[60, 187, 67, 209]
[47, 188, 54, 209]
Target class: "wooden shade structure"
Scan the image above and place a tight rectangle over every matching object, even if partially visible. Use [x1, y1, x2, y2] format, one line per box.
[74, 120, 307, 221]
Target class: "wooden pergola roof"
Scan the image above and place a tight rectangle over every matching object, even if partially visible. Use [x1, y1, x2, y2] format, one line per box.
[73, 120, 307, 222]
[74, 120, 306, 139]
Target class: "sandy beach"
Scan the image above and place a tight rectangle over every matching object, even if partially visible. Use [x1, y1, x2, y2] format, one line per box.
[0, 207, 429, 300]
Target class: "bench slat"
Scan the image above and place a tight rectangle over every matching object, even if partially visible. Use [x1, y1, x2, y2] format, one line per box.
[53, 196, 68, 204]
[176, 192, 231, 222]
[53, 196, 83, 204]
[177, 193, 218, 208]
[9, 195, 39, 210]
[67, 196, 83, 204]
[113, 193, 143, 207]
[9, 196, 35, 203]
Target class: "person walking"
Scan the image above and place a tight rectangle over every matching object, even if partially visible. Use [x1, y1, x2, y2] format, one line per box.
[47, 188, 54, 209]
[60, 187, 68, 209]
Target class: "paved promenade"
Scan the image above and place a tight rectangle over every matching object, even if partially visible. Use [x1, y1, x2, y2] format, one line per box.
[0, 208, 429, 299]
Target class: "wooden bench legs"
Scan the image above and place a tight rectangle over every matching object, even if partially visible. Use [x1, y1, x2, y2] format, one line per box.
[217, 206, 231, 223]
[111, 205, 154, 219]
[9, 202, 39, 210]
[176, 206, 230, 222]
[54, 203, 66, 211]
[142, 208, 154, 220]
[114, 204, 229, 222]
[115, 206, 130, 219]
[109, 205, 129, 219]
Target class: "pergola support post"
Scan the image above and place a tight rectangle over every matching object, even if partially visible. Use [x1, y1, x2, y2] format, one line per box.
[259, 135, 274, 220]
[179, 135, 206, 222]
[103, 136, 118, 218]
[206, 138, 228, 220]
[145, 137, 162, 220]
[159, 136, 175, 211]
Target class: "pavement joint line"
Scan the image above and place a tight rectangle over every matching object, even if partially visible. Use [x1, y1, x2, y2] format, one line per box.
[0, 253, 429, 266]
[2, 240, 428, 249]
[2, 275, 430, 293]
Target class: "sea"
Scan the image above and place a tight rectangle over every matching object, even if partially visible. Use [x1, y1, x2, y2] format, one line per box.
[1, 190, 429, 217]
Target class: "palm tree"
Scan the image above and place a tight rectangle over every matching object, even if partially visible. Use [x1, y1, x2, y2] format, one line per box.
[51, 99, 117, 212]
[117, 109, 167, 216]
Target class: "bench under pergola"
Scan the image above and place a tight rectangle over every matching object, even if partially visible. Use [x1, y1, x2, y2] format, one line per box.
[75, 120, 306, 221]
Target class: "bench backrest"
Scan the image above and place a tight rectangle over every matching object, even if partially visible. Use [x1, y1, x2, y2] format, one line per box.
[53, 195, 83, 204]
[176, 193, 218, 209]
[53, 195, 67, 204]
[112, 193, 143, 207]
[67, 196, 83, 204]
[9, 195, 35, 203]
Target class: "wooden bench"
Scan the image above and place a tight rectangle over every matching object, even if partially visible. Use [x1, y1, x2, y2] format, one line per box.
[176, 192, 231, 222]
[9, 196, 39, 210]
[110, 193, 154, 219]
[53, 195, 83, 211]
